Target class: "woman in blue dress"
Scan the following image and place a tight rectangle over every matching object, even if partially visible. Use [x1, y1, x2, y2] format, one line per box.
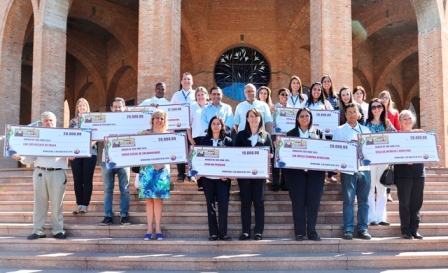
[139, 109, 171, 241]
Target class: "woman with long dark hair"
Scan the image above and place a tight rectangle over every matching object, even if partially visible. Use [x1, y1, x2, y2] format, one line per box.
[305, 82, 333, 110]
[320, 74, 338, 109]
[287, 75, 307, 108]
[283, 108, 325, 241]
[338, 87, 364, 125]
[199, 116, 233, 241]
[235, 109, 273, 240]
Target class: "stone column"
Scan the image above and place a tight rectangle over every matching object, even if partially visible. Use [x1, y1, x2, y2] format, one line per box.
[138, 0, 181, 102]
[31, 0, 70, 126]
[310, 0, 353, 91]
[411, 0, 448, 166]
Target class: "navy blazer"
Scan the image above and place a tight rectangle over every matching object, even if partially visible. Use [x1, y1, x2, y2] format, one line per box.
[234, 130, 273, 153]
[286, 126, 324, 139]
[200, 135, 233, 147]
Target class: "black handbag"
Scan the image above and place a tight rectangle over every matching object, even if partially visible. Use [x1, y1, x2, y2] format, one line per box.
[380, 165, 394, 186]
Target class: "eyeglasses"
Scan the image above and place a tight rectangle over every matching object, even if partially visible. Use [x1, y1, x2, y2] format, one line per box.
[371, 105, 383, 110]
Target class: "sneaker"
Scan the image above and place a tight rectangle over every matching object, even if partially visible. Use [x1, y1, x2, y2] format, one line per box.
[357, 230, 372, 240]
[156, 233, 164, 240]
[144, 233, 152, 241]
[72, 205, 81, 215]
[99, 217, 113, 226]
[120, 216, 131, 225]
[342, 232, 353, 240]
[79, 205, 88, 214]
[53, 232, 67, 239]
[254, 233, 263, 240]
[239, 233, 250, 240]
[27, 233, 46, 240]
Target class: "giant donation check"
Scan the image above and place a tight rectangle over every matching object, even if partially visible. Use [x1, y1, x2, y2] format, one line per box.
[79, 112, 152, 140]
[190, 146, 269, 179]
[127, 104, 190, 130]
[274, 108, 339, 135]
[104, 133, 188, 168]
[4, 125, 91, 157]
[274, 136, 358, 172]
[359, 131, 439, 165]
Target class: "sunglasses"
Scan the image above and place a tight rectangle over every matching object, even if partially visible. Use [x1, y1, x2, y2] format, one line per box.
[371, 105, 383, 110]
[279, 93, 288, 97]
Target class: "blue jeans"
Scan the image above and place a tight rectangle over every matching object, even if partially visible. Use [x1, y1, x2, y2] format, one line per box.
[341, 171, 371, 233]
[101, 164, 130, 217]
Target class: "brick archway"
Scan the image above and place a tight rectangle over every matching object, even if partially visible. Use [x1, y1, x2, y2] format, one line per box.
[107, 65, 137, 106]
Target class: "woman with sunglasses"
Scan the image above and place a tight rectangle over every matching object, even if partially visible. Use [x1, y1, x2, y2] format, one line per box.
[365, 98, 396, 226]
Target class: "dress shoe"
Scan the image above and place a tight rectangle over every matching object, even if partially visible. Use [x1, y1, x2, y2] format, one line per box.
[378, 221, 390, 226]
[53, 232, 67, 239]
[295, 235, 304, 241]
[254, 233, 263, 240]
[208, 235, 218, 241]
[239, 233, 250, 240]
[369, 222, 378, 226]
[402, 233, 413, 240]
[220, 235, 232, 241]
[307, 232, 321, 241]
[357, 230, 372, 240]
[412, 232, 423, 239]
[27, 233, 46, 240]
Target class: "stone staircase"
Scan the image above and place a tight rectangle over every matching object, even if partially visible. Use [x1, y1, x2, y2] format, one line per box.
[0, 167, 447, 271]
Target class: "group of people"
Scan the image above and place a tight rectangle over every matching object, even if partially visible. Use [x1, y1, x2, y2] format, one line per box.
[12, 72, 425, 243]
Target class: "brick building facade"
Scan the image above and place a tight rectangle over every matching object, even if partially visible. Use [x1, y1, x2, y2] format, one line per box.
[0, 0, 447, 167]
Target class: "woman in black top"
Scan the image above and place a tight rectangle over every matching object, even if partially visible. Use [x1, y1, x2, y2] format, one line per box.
[282, 108, 325, 241]
[235, 108, 273, 240]
[199, 116, 233, 241]
[394, 110, 425, 240]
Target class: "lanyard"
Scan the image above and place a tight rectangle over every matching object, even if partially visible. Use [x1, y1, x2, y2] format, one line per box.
[290, 95, 300, 106]
[182, 90, 190, 102]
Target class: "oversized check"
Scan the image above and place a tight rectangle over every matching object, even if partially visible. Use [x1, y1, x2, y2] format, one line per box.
[4, 125, 91, 157]
[274, 136, 358, 172]
[79, 112, 152, 140]
[273, 108, 339, 136]
[359, 132, 439, 165]
[127, 104, 190, 130]
[104, 133, 188, 168]
[190, 146, 269, 179]
[311, 110, 339, 136]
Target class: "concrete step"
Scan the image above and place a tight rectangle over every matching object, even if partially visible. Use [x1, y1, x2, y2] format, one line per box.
[0, 236, 448, 254]
[1, 199, 447, 213]
[0, 249, 446, 271]
[0, 210, 446, 225]
[1, 223, 448, 238]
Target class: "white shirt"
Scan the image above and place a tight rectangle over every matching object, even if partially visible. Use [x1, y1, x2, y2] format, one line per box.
[234, 100, 273, 132]
[360, 102, 369, 122]
[21, 156, 68, 169]
[139, 96, 170, 106]
[248, 134, 259, 147]
[333, 122, 371, 172]
[305, 100, 334, 110]
[170, 89, 195, 105]
[288, 94, 308, 109]
[190, 102, 207, 138]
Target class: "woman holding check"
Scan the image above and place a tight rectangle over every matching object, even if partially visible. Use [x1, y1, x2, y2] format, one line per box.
[235, 108, 273, 240]
[139, 109, 171, 241]
[282, 108, 325, 241]
[198, 116, 233, 241]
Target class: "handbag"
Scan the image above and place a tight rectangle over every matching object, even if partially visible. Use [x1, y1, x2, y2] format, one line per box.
[380, 165, 394, 186]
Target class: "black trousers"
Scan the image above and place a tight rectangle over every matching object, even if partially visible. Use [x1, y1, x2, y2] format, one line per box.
[237, 179, 265, 235]
[284, 169, 325, 236]
[203, 178, 231, 237]
[395, 177, 425, 235]
[71, 155, 97, 206]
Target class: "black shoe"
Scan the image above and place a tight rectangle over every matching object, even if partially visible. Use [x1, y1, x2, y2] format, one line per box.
[254, 233, 263, 240]
[412, 232, 423, 239]
[239, 233, 250, 240]
[308, 232, 321, 241]
[99, 216, 113, 226]
[209, 235, 218, 241]
[120, 216, 131, 225]
[53, 232, 67, 239]
[197, 186, 204, 192]
[295, 235, 304, 241]
[402, 233, 413, 239]
[177, 175, 185, 183]
[357, 230, 372, 240]
[220, 235, 232, 241]
[369, 222, 378, 226]
[27, 233, 46, 240]
[378, 221, 390, 226]
[342, 232, 353, 240]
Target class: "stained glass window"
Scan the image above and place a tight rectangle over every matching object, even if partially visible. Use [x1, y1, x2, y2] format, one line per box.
[214, 47, 270, 101]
